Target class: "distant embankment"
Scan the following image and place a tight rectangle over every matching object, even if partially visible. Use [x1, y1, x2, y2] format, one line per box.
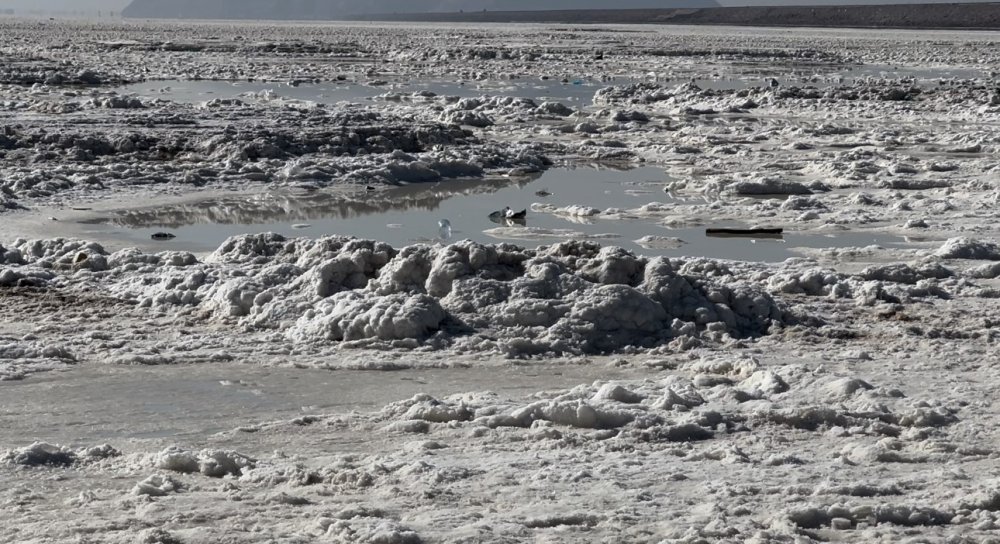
[120, 0, 1000, 29]
[121, 0, 721, 21]
[357, 3, 1000, 29]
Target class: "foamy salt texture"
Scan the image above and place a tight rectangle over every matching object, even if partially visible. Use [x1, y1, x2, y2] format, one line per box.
[0, 106, 550, 210]
[436, 95, 576, 127]
[634, 235, 686, 249]
[482, 226, 621, 240]
[0, 231, 983, 381]
[530, 203, 603, 218]
[1, 357, 995, 542]
[2, 235, 792, 357]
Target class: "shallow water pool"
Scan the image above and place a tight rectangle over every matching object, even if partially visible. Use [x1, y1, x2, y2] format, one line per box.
[112, 62, 990, 108]
[115, 78, 614, 107]
[77, 166, 913, 262]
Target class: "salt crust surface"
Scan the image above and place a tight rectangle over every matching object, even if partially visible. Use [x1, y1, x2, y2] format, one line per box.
[4, 20, 1000, 544]
[4, 230, 1000, 543]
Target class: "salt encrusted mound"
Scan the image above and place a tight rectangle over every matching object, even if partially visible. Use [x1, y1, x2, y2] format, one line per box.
[0, 342, 75, 362]
[729, 179, 813, 195]
[1, 442, 77, 467]
[0, 243, 24, 265]
[10, 238, 108, 271]
[530, 203, 602, 218]
[0, 108, 551, 208]
[966, 262, 1000, 279]
[934, 237, 1000, 260]
[291, 292, 447, 342]
[0, 67, 124, 86]
[593, 82, 680, 105]
[765, 263, 960, 307]
[375, 362, 959, 452]
[0, 442, 120, 466]
[438, 95, 576, 127]
[133, 528, 184, 544]
[132, 474, 185, 497]
[2, 235, 791, 356]
[0, 341, 78, 380]
[0, 267, 55, 288]
[859, 263, 954, 285]
[152, 446, 256, 477]
[634, 235, 685, 250]
[276, 237, 787, 354]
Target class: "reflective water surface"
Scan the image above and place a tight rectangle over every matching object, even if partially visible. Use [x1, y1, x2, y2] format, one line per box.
[78, 166, 915, 262]
[113, 62, 989, 107]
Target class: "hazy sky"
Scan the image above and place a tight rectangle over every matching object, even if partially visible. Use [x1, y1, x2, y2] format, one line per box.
[2, 0, 995, 12]
[0, 0, 130, 10]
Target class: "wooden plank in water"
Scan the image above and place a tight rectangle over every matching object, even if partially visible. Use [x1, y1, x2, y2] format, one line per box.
[706, 228, 783, 239]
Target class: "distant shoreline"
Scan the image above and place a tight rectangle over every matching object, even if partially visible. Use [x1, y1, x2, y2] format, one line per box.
[342, 3, 1000, 30]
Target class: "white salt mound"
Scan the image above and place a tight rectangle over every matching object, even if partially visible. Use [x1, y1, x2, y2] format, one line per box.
[934, 237, 1000, 260]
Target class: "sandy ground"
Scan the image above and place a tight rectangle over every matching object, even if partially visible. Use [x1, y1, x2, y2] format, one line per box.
[3, 19, 1000, 544]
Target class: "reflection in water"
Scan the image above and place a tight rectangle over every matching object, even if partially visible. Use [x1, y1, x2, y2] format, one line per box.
[112, 62, 985, 111]
[705, 228, 784, 240]
[489, 215, 527, 227]
[86, 174, 542, 229]
[706, 232, 784, 240]
[437, 219, 453, 242]
[115, 78, 611, 107]
[73, 165, 920, 262]
[488, 206, 528, 226]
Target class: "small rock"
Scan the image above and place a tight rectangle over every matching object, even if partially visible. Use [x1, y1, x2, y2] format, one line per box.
[831, 517, 853, 530]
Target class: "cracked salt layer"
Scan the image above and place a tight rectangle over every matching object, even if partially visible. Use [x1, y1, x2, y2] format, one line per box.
[78, 166, 913, 261]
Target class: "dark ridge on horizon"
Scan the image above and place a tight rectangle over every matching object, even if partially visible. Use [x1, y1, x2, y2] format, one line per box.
[119, 0, 1000, 29]
[121, 0, 723, 20]
[346, 2, 1000, 29]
